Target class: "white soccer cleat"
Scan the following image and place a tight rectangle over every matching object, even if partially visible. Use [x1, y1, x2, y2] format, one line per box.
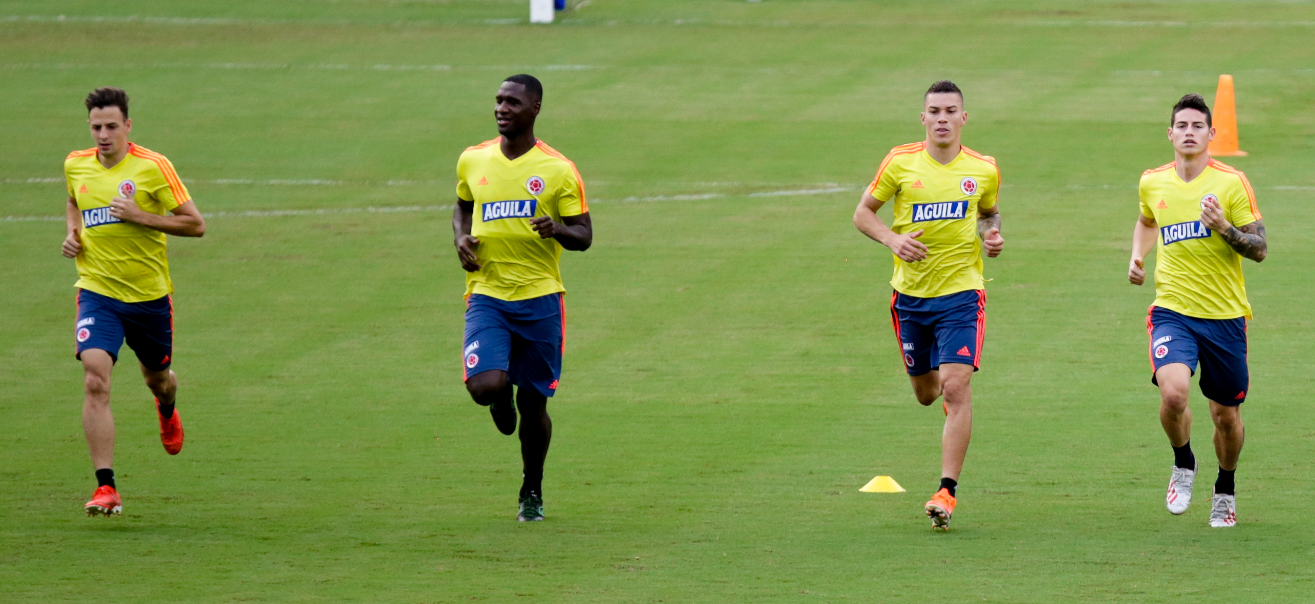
[1165, 463, 1197, 515]
[1209, 491, 1237, 528]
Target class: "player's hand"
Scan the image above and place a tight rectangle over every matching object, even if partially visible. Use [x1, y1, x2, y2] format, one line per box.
[1128, 257, 1146, 286]
[62, 228, 82, 258]
[886, 229, 928, 263]
[1199, 196, 1230, 232]
[108, 196, 146, 223]
[982, 227, 1004, 258]
[454, 234, 481, 272]
[529, 216, 558, 239]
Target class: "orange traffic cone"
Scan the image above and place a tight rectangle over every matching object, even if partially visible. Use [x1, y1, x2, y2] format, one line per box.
[1209, 74, 1247, 157]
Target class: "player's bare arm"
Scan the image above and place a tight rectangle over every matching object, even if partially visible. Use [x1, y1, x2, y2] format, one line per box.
[1199, 196, 1267, 262]
[1128, 213, 1157, 285]
[109, 197, 205, 237]
[977, 205, 1003, 257]
[1219, 221, 1267, 262]
[452, 199, 481, 272]
[854, 190, 926, 262]
[529, 212, 592, 251]
[63, 195, 82, 258]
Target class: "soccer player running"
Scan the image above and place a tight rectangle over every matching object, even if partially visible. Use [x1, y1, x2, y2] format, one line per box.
[63, 88, 206, 516]
[853, 81, 1004, 531]
[452, 75, 592, 522]
[1128, 94, 1266, 528]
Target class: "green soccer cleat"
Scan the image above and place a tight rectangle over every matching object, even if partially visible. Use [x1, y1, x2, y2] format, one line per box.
[518, 491, 544, 522]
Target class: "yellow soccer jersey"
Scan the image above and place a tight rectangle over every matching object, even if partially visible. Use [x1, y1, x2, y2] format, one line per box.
[1139, 159, 1261, 319]
[64, 143, 192, 303]
[868, 142, 1000, 298]
[455, 138, 588, 301]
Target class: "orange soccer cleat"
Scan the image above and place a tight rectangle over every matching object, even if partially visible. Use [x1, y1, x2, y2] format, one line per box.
[925, 487, 957, 531]
[85, 485, 122, 516]
[157, 398, 184, 455]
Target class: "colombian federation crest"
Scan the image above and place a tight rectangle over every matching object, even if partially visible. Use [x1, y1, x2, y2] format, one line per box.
[525, 176, 546, 196]
[77, 328, 91, 343]
[1201, 193, 1219, 209]
[904, 353, 915, 367]
[1154, 345, 1169, 359]
[118, 180, 136, 198]
[465, 353, 479, 369]
[960, 177, 978, 196]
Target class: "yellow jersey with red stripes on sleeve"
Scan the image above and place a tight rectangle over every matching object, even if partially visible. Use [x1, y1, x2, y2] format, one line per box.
[1138, 159, 1261, 320]
[868, 142, 1000, 298]
[64, 143, 192, 303]
[455, 137, 588, 301]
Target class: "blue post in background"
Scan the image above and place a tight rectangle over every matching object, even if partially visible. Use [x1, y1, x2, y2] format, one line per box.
[554, 0, 566, 10]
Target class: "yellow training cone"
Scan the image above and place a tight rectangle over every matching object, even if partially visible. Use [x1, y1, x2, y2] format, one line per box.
[1208, 74, 1247, 157]
[859, 476, 906, 493]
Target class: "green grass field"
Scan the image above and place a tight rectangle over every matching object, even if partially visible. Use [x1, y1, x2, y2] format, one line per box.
[3, 1, 1315, 601]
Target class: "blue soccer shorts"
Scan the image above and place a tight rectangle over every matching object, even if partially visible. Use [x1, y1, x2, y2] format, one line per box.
[1147, 306, 1249, 405]
[75, 288, 173, 371]
[889, 289, 986, 376]
[462, 293, 565, 397]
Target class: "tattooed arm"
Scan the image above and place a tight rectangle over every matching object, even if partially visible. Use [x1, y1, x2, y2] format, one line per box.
[1200, 196, 1267, 262]
[1219, 220, 1268, 263]
[978, 204, 1003, 257]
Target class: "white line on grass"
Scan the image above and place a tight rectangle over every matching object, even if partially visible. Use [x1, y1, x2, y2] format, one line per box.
[5, 183, 1310, 223]
[1, 62, 596, 72]
[0, 186, 857, 223]
[7, 14, 1315, 29]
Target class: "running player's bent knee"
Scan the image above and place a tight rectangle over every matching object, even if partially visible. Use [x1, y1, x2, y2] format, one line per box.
[143, 370, 172, 394]
[1159, 387, 1189, 412]
[465, 371, 508, 404]
[1210, 404, 1242, 428]
[940, 374, 972, 404]
[84, 372, 110, 398]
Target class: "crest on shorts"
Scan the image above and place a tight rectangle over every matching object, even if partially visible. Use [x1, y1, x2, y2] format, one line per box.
[525, 176, 546, 196]
[465, 353, 479, 369]
[1154, 345, 1169, 359]
[77, 328, 91, 343]
[118, 180, 136, 198]
[960, 177, 978, 196]
[1201, 193, 1219, 209]
[904, 353, 915, 367]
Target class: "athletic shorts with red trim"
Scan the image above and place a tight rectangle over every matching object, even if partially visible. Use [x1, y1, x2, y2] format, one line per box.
[1147, 306, 1249, 405]
[462, 293, 564, 397]
[75, 288, 173, 371]
[889, 289, 985, 376]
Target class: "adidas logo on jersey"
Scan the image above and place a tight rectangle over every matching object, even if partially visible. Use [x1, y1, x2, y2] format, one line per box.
[81, 207, 123, 228]
[911, 201, 968, 223]
[78, 184, 89, 193]
[911, 180, 925, 189]
[1161, 221, 1211, 245]
[477, 176, 489, 185]
[482, 199, 538, 222]
[1156, 199, 1168, 209]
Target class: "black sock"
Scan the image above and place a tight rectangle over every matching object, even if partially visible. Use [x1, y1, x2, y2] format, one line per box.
[939, 477, 957, 497]
[1215, 468, 1236, 495]
[521, 471, 543, 498]
[1172, 442, 1195, 470]
[158, 399, 175, 420]
[95, 468, 115, 489]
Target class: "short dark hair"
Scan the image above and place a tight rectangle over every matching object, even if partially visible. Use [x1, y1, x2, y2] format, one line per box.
[1170, 93, 1211, 127]
[925, 80, 962, 102]
[85, 87, 129, 118]
[503, 74, 543, 102]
